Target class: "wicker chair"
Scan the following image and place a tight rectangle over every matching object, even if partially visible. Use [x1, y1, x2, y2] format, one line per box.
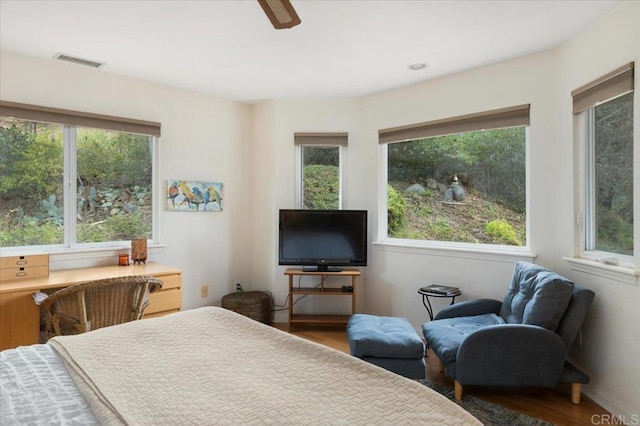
[33, 275, 163, 339]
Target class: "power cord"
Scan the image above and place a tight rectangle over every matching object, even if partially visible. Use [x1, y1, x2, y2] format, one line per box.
[265, 275, 328, 312]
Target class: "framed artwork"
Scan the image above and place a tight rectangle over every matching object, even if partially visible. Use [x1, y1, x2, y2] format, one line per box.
[167, 180, 223, 211]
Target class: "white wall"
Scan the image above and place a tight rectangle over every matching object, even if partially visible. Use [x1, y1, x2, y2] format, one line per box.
[249, 98, 363, 318]
[0, 51, 253, 309]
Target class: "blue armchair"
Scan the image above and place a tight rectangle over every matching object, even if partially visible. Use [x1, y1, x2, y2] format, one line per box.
[422, 262, 595, 403]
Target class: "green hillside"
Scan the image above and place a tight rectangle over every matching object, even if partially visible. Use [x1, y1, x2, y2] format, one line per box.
[389, 183, 526, 246]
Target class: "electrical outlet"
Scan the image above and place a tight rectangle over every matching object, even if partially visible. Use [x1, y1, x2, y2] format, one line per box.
[200, 285, 208, 298]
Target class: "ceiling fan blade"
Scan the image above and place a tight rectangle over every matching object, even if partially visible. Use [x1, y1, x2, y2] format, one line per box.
[258, 0, 301, 29]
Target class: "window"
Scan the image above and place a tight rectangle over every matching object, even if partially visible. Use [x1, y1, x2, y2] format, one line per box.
[0, 120, 64, 246]
[294, 132, 347, 210]
[379, 105, 529, 248]
[301, 145, 340, 209]
[573, 63, 634, 264]
[0, 102, 159, 250]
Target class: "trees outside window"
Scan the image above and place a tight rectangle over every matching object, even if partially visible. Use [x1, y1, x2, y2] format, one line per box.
[573, 63, 635, 266]
[0, 119, 64, 246]
[385, 127, 527, 246]
[301, 145, 340, 210]
[0, 117, 155, 249]
[587, 92, 633, 257]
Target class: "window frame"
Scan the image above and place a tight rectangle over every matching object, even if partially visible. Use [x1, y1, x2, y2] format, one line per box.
[577, 96, 634, 268]
[295, 144, 346, 210]
[293, 132, 348, 210]
[570, 62, 636, 272]
[377, 105, 531, 253]
[0, 101, 160, 254]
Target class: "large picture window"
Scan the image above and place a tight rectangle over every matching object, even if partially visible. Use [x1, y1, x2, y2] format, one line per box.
[379, 105, 529, 248]
[573, 63, 634, 264]
[0, 102, 159, 251]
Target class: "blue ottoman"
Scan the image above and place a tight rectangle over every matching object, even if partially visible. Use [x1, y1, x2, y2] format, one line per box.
[347, 314, 426, 379]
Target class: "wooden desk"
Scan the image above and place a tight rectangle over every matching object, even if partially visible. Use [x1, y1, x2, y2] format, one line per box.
[0, 262, 182, 350]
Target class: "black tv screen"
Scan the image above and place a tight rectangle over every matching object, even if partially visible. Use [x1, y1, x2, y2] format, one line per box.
[278, 209, 367, 272]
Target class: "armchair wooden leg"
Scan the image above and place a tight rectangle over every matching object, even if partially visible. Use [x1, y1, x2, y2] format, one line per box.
[454, 381, 463, 401]
[571, 383, 582, 404]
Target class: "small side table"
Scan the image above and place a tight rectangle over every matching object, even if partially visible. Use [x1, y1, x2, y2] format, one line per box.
[418, 286, 462, 321]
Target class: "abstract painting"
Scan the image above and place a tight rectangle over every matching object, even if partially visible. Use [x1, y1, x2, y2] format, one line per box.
[167, 180, 223, 211]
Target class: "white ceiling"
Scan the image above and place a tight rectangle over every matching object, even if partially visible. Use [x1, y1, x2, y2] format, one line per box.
[0, 0, 620, 104]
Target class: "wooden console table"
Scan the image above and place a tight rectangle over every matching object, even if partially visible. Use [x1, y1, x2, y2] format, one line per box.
[0, 262, 182, 350]
[284, 268, 361, 328]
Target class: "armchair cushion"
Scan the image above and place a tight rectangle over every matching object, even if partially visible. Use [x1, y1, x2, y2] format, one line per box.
[499, 262, 574, 331]
[422, 313, 505, 364]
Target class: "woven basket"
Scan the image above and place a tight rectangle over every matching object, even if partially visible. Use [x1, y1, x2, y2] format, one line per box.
[221, 291, 271, 325]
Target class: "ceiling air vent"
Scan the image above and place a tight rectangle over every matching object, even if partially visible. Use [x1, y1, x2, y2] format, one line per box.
[53, 53, 104, 69]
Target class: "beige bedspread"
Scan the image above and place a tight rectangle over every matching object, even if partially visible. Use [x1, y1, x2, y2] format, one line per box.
[50, 307, 480, 425]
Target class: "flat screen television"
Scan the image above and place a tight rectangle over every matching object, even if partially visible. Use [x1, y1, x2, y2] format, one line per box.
[278, 209, 367, 272]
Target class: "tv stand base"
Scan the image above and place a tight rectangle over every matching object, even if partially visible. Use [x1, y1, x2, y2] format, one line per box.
[284, 268, 361, 329]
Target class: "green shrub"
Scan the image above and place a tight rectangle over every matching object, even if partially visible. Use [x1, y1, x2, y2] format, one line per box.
[0, 221, 62, 247]
[78, 212, 150, 243]
[424, 219, 475, 242]
[485, 220, 522, 246]
[428, 219, 455, 240]
[387, 185, 406, 235]
[106, 212, 150, 240]
[77, 222, 109, 243]
[0, 122, 63, 207]
[303, 165, 339, 210]
[596, 208, 633, 255]
[393, 229, 424, 239]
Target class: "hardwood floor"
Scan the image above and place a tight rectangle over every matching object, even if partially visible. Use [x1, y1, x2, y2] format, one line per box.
[275, 323, 610, 426]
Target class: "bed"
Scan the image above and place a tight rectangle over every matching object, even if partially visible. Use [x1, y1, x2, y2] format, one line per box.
[1, 307, 480, 425]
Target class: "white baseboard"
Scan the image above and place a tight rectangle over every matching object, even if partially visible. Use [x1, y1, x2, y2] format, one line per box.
[584, 386, 638, 422]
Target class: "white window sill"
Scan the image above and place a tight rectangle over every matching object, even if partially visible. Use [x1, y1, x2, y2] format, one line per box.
[374, 240, 536, 263]
[564, 257, 639, 286]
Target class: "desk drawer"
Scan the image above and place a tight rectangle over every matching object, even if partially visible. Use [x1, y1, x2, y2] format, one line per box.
[0, 265, 50, 282]
[1, 254, 49, 269]
[146, 288, 181, 314]
[1, 254, 49, 282]
[156, 274, 181, 290]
